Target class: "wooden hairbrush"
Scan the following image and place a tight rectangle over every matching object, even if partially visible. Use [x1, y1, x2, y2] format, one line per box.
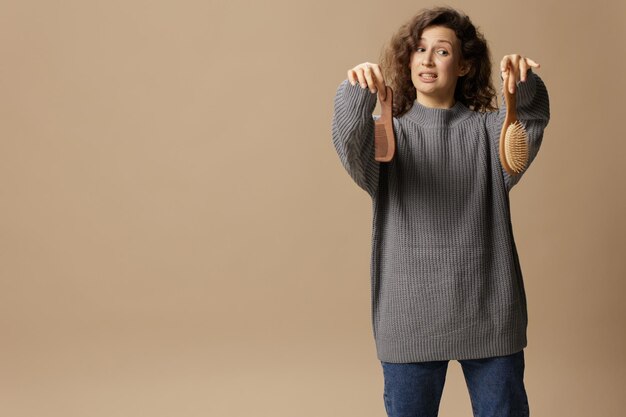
[374, 85, 396, 162]
[499, 71, 529, 175]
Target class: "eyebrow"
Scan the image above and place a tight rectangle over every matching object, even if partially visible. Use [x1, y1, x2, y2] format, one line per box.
[418, 38, 453, 46]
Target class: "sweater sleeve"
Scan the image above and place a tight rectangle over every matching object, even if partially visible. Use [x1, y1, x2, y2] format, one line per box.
[486, 68, 551, 192]
[331, 78, 380, 198]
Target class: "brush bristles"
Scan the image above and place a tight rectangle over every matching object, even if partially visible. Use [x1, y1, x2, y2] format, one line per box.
[504, 120, 529, 174]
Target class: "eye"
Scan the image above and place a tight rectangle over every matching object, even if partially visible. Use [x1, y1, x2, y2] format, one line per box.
[438, 50, 449, 56]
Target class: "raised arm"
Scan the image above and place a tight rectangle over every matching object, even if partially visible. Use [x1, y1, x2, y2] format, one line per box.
[487, 66, 551, 192]
[331, 78, 381, 197]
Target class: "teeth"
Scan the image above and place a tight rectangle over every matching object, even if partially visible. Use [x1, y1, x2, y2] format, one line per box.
[422, 74, 437, 78]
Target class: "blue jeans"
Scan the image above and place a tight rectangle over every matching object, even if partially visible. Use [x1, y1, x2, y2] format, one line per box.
[381, 349, 529, 417]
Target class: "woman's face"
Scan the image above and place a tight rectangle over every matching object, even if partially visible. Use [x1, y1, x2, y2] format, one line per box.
[409, 25, 469, 108]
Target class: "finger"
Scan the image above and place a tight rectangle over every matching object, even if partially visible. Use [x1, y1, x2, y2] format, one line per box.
[500, 57, 512, 85]
[520, 58, 529, 82]
[371, 65, 387, 100]
[363, 64, 377, 94]
[355, 67, 368, 88]
[500, 55, 511, 73]
[525, 57, 540, 68]
[502, 69, 513, 94]
[347, 69, 357, 86]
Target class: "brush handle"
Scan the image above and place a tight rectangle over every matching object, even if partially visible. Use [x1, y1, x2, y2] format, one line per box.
[502, 71, 518, 126]
[499, 71, 523, 175]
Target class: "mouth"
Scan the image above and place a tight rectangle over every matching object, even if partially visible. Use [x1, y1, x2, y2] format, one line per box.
[418, 72, 437, 84]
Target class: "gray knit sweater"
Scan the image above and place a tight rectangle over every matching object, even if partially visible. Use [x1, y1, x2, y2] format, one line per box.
[331, 69, 550, 362]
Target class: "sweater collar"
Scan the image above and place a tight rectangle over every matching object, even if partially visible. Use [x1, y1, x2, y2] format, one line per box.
[405, 99, 470, 128]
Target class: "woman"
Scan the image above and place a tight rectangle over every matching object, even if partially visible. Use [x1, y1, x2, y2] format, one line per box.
[331, 6, 550, 417]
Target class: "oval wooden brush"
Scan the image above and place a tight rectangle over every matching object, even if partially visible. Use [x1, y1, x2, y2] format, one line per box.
[374, 85, 395, 162]
[499, 71, 529, 175]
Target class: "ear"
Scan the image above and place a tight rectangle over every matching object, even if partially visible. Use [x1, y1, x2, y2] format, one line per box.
[458, 61, 471, 77]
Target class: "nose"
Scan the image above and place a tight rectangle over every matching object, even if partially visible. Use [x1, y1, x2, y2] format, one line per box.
[422, 52, 434, 66]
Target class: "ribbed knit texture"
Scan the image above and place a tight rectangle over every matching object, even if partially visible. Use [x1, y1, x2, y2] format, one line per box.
[331, 69, 550, 362]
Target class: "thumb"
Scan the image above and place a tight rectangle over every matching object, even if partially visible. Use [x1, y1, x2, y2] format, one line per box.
[378, 84, 387, 101]
[376, 78, 387, 101]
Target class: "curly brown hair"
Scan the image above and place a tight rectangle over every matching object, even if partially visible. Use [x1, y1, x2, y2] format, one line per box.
[379, 6, 497, 116]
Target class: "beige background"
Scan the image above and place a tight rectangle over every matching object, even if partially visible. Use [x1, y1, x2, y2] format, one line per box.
[1, 0, 625, 416]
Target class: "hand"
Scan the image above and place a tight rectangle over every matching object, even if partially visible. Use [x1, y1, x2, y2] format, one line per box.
[347, 62, 387, 100]
[500, 54, 541, 94]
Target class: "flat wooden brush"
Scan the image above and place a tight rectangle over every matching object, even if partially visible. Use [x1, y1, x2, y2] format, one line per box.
[374, 85, 396, 162]
[499, 71, 529, 175]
